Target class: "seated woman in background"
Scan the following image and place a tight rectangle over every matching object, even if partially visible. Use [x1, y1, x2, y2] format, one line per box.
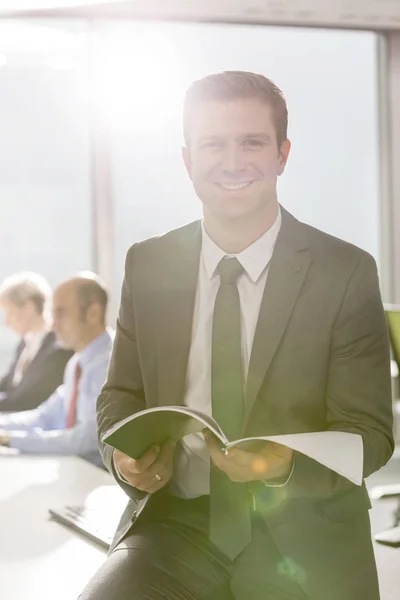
[0, 272, 72, 412]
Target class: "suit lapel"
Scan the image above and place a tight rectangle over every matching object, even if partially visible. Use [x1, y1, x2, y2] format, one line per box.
[244, 209, 311, 424]
[157, 222, 202, 406]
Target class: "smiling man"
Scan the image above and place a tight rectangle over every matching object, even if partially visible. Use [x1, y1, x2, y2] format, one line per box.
[81, 71, 393, 600]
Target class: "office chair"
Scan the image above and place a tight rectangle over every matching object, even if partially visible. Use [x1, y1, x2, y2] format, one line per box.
[385, 304, 400, 432]
[385, 304, 400, 363]
[369, 305, 400, 539]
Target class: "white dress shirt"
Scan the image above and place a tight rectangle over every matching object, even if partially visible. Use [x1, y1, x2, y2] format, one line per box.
[170, 208, 282, 498]
[12, 328, 50, 386]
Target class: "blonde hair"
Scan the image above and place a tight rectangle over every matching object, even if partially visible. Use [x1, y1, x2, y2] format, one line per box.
[0, 272, 52, 316]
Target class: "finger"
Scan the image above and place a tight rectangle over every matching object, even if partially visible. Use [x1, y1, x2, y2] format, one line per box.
[141, 460, 171, 484]
[144, 478, 169, 494]
[135, 465, 172, 492]
[133, 442, 175, 491]
[156, 439, 176, 466]
[272, 444, 293, 459]
[204, 437, 232, 472]
[135, 478, 163, 493]
[204, 436, 223, 461]
[203, 431, 225, 455]
[113, 449, 134, 469]
[113, 450, 136, 480]
[261, 441, 293, 459]
[123, 467, 165, 491]
[113, 449, 126, 461]
[130, 445, 160, 473]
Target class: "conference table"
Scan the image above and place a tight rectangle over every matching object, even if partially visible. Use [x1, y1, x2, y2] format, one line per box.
[0, 451, 399, 600]
[0, 452, 122, 600]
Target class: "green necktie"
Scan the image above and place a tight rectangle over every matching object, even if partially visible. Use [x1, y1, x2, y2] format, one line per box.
[209, 257, 252, 560]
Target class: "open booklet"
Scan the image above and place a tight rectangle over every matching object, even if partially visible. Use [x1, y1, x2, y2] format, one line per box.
[102, 405, 363, 486]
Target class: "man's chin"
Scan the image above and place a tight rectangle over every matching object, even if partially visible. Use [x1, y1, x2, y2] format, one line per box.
[201, 190, 277, 222]
[207, 200, 261, 221]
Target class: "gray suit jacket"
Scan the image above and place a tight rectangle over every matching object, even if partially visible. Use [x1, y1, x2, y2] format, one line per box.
[97, 207, 394, 599]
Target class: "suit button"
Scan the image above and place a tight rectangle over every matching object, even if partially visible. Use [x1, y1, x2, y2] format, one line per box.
[294, 264, 302, 273]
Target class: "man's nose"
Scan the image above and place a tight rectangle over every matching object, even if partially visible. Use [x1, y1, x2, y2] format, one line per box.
[220, 144, 246, 175]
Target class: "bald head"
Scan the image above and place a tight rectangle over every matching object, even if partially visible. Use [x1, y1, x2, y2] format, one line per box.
[56, 274, 108, 323]
[53, 272, 108, 352]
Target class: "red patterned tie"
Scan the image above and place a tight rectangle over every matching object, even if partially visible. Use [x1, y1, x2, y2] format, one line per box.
[66, 362, 82, 429]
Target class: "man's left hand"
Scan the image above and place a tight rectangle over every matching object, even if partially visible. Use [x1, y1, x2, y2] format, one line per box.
[204, 431, 294, 483]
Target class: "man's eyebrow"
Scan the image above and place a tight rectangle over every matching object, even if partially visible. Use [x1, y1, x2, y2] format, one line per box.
[241, 133, 273, 142]
[196, 135, 223, 143]
[196, 133, 273, 143]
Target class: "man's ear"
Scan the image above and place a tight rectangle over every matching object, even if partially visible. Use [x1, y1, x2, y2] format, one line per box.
[182, 146, 192, 179]
[277, 139, 291, 176]
[85, 302, 102, 325]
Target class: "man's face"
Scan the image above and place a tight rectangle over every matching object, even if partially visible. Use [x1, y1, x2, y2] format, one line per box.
[52, 284, 84, 351]
[0, 299, 36, 337]
[182, 98, 290, 221]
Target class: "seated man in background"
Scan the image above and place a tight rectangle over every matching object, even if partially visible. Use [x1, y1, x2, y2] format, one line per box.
[0, 272, 113, 467]
[0, 272, 73, 412]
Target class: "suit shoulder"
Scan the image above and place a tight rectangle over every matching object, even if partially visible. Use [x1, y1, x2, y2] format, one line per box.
[132, 220, 201, 250]
[125, 220, 201, 260]
[301, 220, 376, 269]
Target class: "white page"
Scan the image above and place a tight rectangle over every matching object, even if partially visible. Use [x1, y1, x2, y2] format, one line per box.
[228, 431, 363, 486]
[103, 405, 228, 443]
[104, 407, 363, 485]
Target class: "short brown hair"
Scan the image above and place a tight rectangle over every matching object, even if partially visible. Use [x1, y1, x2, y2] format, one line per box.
[183, 71, 288, 147]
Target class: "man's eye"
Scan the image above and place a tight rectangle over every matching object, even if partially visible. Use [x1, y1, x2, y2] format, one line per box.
[244, 139, 263, 147]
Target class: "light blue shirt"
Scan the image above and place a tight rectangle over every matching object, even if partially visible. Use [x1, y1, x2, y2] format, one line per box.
[0, 328, 114, 466]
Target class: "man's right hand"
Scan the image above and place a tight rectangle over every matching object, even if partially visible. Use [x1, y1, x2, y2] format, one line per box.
[113, 439, 176, 493]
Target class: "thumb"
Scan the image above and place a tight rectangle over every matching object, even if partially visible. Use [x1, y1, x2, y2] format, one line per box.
[158, 438, 176, 462]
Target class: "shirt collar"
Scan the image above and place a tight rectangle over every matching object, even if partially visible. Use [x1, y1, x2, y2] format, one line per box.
[201, 205, 282, 283]
[24, 327, 50, 348]
[75, 327, 113, 368]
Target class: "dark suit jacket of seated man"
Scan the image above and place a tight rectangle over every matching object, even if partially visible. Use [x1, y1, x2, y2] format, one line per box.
[81, 72, 394, 600]
[0, 331, 72, 412]
[0, 272, 112, 467]
[0, 272, 73, 412]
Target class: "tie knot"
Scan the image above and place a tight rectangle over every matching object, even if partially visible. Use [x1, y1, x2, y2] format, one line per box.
[217, 257, 243, 284]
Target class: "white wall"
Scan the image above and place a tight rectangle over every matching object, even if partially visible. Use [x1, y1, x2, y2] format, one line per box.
[0, 20, 92, 371]
[0, 19, 381, 370]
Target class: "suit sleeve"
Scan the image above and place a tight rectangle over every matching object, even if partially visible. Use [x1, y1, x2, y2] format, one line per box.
[0, 343, 22, 393]
[288, 253, 394, 499]
[0, 371, 12, 394]
[97, 245, 147, 501]
[0, 349, 71, 412]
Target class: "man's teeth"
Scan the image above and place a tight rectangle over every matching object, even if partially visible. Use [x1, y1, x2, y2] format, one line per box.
[218, 181, 252, 191]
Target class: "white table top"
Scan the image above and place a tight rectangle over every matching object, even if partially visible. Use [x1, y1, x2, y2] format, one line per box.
[0, 453, 122, 600]
[0, 451, 398, 600]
